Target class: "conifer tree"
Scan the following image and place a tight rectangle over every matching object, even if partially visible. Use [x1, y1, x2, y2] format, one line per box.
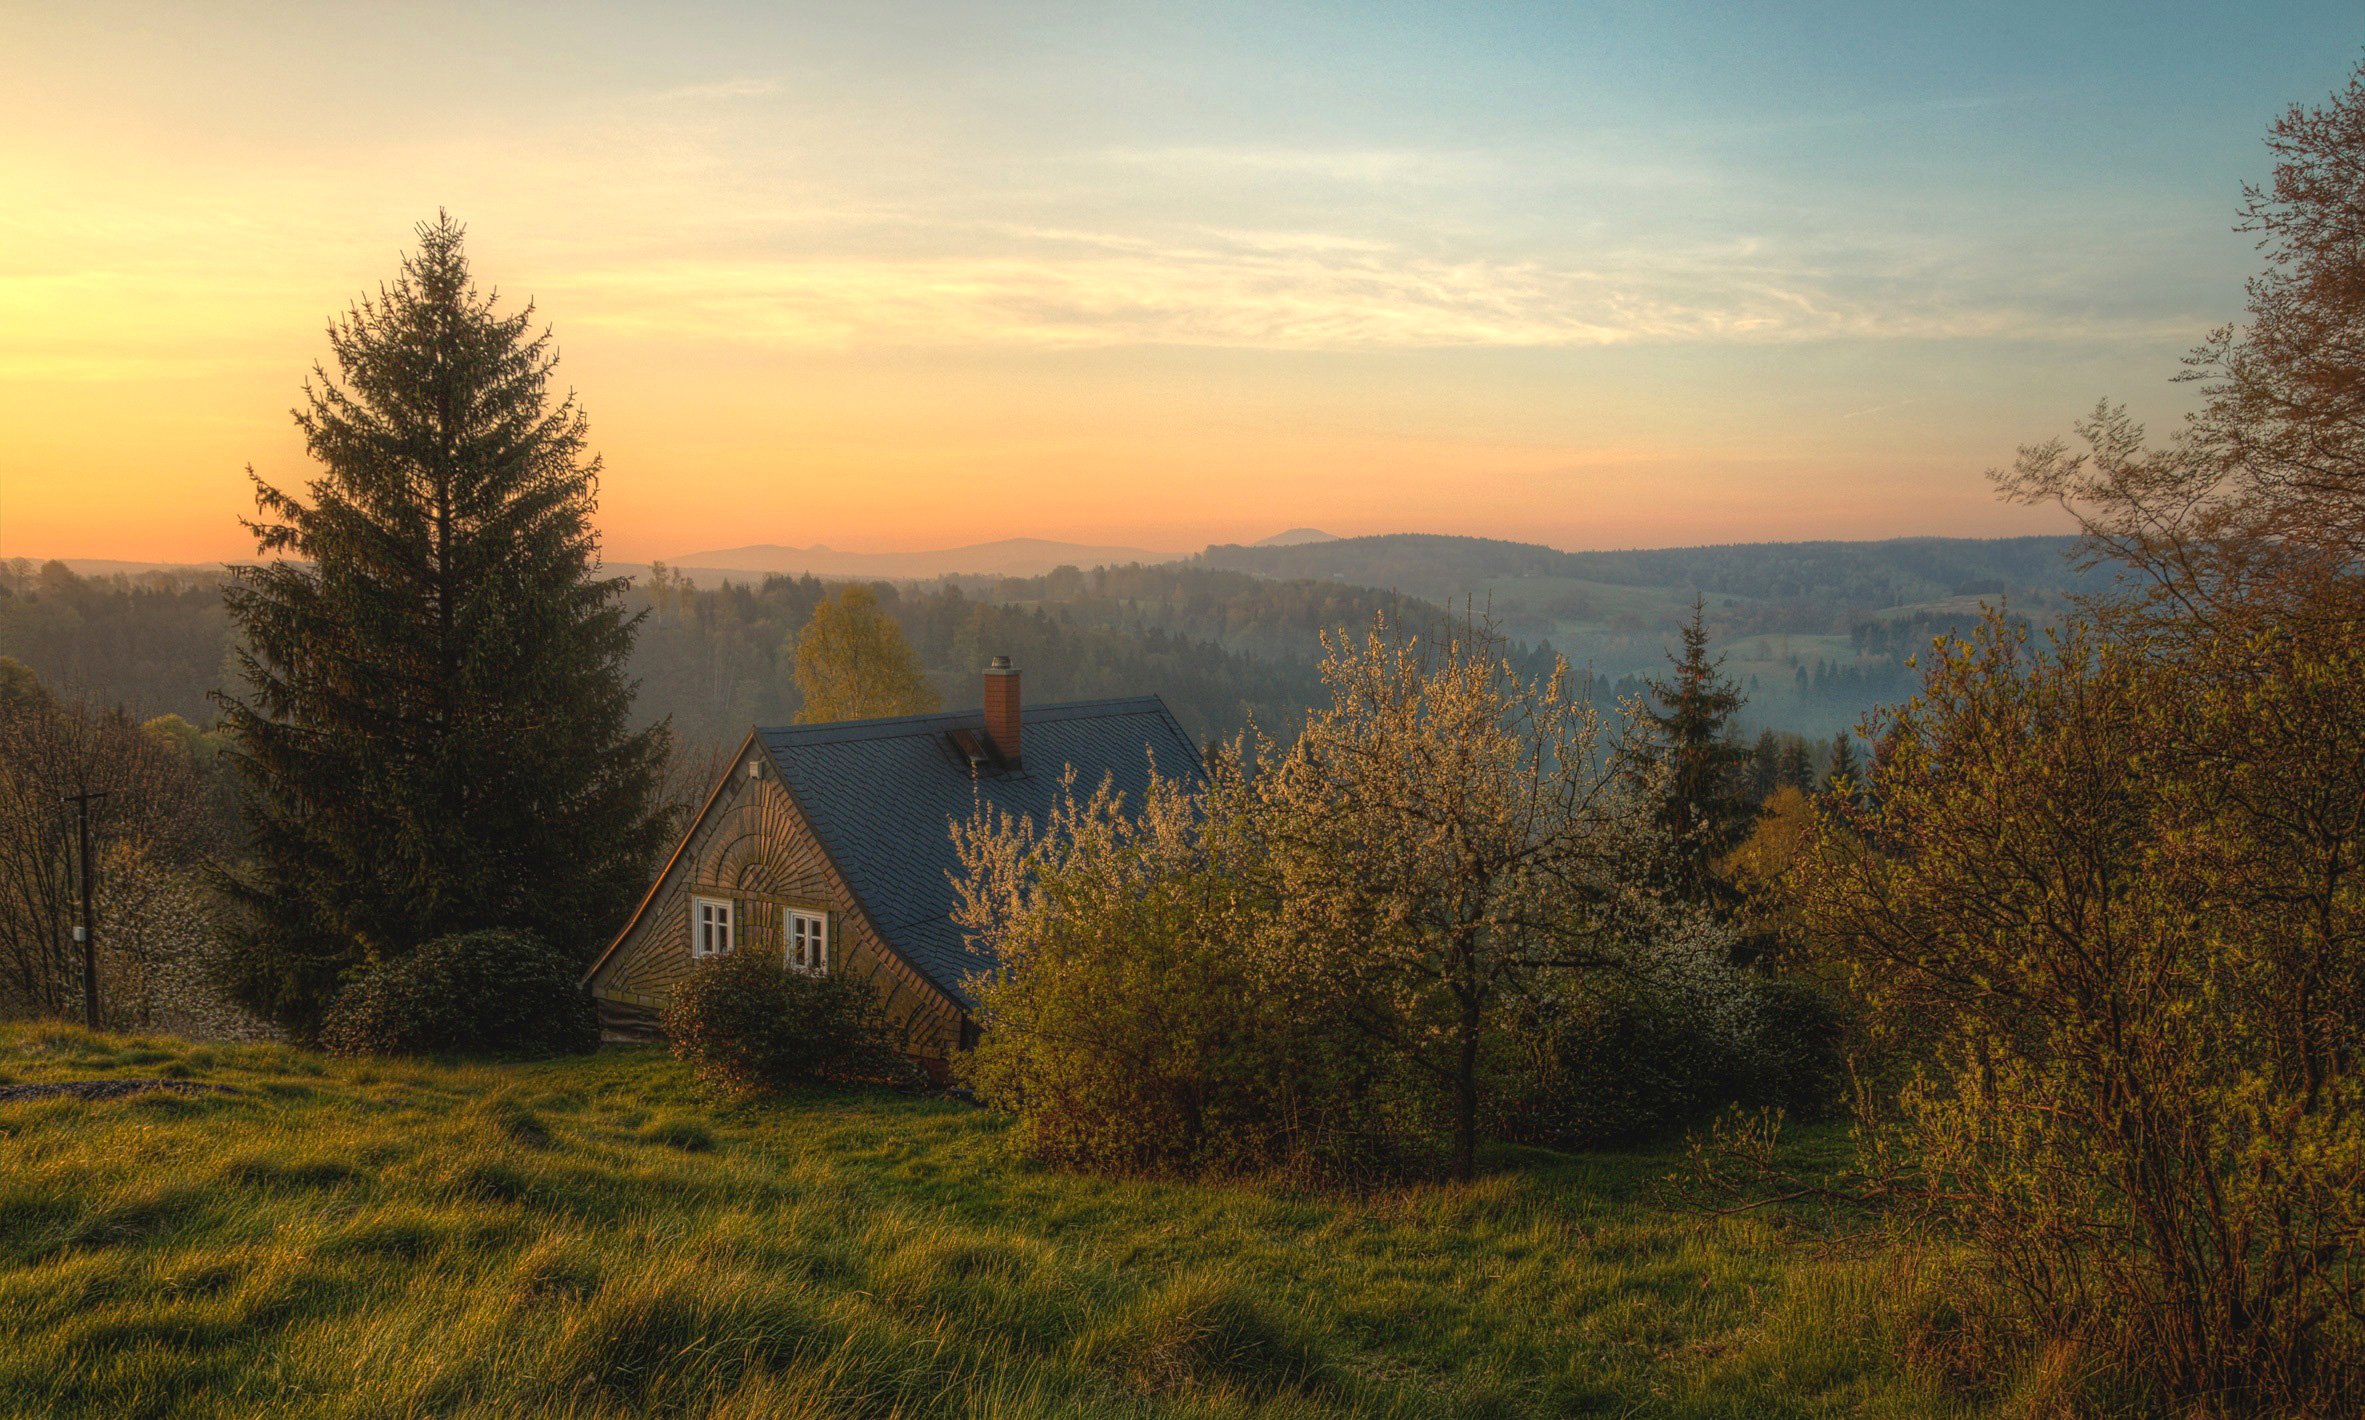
[217, 215, 668, 1030]
[1637, 598, 1748, 902]
[1824, 729, 1862, 794]
[1748, 728, 1782, 801]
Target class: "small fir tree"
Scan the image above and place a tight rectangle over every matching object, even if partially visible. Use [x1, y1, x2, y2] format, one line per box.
[1749, 728, 1782, 802]
[1823, 730, 1862, 795]
[1637, 598, 1749, 902]
[217, 214, 668, 1031]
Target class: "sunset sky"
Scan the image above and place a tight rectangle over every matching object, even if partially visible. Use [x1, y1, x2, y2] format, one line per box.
[3, 3, 2358, 565]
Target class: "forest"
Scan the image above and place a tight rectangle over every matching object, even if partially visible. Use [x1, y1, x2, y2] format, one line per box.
[1, 528, 2049, 761]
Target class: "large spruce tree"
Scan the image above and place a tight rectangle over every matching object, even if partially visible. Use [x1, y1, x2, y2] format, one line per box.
[218, 215, 668, 1030]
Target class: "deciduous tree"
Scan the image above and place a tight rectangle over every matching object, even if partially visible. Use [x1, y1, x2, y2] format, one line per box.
[1791, 611, 2365, 1408]
[0, 662, 211, 1022]
[1248, 617, 1651, 1179]
[2000, 61, 2365, 634]
[791, 585, 940, 724]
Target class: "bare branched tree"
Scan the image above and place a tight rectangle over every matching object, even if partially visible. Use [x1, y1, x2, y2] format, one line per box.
[0, 664, 210, 1022]
[1998, 63, 2365, 642]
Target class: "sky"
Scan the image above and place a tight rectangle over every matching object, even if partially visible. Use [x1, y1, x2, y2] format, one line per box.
[1, 2, 2358, 565]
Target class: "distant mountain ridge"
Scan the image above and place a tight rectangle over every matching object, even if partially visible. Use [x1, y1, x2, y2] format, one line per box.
[1199, 531, 2092, 607]
[663, 537, 1182, 580]
[662, 529, 1352, 580]
[31, 531, 2089, 610]
[1254, 527, 1341, 547]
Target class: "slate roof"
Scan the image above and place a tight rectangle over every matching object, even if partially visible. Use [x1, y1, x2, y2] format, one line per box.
[757, 697, 1201, 1008]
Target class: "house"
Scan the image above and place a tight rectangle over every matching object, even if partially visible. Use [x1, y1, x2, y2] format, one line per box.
[582, 657, 1202, 1068]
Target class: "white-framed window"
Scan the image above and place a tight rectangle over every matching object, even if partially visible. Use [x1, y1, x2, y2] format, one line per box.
[691, 896, 735, 958]
[785, 908, 829, 975]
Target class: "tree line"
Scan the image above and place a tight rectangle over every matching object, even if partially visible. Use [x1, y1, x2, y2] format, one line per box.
[3, 555, 1456, 768]
[631, 562, 1360, 752]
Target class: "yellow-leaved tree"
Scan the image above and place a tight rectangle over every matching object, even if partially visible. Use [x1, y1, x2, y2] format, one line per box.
[1791, 608, 2365, 1409]
[791, 586, 940, 724]
[951, 615, 1748, 1182]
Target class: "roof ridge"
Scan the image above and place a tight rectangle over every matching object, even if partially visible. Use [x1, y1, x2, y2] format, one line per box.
[757, 695, 1168, 744]
[742, 692, 1200, 1009]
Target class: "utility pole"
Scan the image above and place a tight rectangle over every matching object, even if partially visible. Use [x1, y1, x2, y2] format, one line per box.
[62, 789, 109, 1030]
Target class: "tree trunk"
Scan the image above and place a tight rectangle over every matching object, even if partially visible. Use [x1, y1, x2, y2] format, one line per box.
[1453, 987, 1480, 1181]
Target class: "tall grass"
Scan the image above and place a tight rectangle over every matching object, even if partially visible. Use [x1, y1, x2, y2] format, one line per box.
[0, 1023, 1974, 1418]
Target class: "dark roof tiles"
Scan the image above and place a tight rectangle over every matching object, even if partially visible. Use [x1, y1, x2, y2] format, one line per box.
[757, 696, 1201, 1007]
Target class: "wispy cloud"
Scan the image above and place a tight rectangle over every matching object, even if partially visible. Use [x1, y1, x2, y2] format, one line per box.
[0, 95, 2214, 376]
[1092, 145, 1481, 184]
[541, 227, 2207, 353]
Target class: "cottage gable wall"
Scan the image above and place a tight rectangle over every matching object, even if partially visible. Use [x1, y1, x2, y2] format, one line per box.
[588, 753, 962, 1059]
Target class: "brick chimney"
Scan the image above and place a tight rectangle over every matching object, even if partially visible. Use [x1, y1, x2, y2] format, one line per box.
[983, 655, 1021, 766]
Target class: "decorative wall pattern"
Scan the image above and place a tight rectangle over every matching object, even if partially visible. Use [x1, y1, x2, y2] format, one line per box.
[589, 745, 962, 1060]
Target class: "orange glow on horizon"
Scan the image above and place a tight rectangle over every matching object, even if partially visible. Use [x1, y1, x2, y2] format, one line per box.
[0, 206, 2092, 565]
[8, 4, 2285, 568]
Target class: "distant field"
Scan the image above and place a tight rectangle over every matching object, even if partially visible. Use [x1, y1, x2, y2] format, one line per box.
[0, 1024, 1978, 1419]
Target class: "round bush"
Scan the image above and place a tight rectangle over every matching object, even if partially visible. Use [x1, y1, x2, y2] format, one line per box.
[661, 949, 914, 1093]
[319, 929, 597, 1058]
[1745, 975, 1847, 1120]
[1488, 978, 1740, 1149]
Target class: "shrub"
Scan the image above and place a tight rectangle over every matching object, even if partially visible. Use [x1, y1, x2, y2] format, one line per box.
[1488, 906, 1852, 1149]
[1491, 977, 1734, 1148]
[1794, 614, 2365, 1409]
[954, 773, 1421, 1178]
[1745, 974, 1846, 1120]
[318, 930, 595, 1058]
[953, 627, 1838, 1182]
[661, 949, 913, 1094]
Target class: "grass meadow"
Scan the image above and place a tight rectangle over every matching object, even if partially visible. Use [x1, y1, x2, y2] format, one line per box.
[0, 1023, 1994, 1419]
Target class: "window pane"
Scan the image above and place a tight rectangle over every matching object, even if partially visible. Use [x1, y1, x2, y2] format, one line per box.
[785, 910, 826, 972]
[693, 898, 735, 956]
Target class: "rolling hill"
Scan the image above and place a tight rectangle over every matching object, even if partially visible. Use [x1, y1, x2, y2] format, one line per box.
[1198, 532, 2096, 736]
[1199, 532, 2091, 611]
[663, 538, 1181, 580]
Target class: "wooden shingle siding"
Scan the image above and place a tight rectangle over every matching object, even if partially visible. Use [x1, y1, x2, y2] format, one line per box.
[590, 749, 963, 1061]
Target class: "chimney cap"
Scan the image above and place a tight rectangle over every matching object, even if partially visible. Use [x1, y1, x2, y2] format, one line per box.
[986, 654, 1015, 673]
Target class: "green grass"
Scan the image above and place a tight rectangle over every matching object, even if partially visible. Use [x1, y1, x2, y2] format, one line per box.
[0, 1022, 1979, 1419]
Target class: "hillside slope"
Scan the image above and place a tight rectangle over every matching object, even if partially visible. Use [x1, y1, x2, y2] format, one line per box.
[1199, 533, 2095, 736]
[1199, 533, 2089, 611]
[0, 1024, 1967, 1419]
